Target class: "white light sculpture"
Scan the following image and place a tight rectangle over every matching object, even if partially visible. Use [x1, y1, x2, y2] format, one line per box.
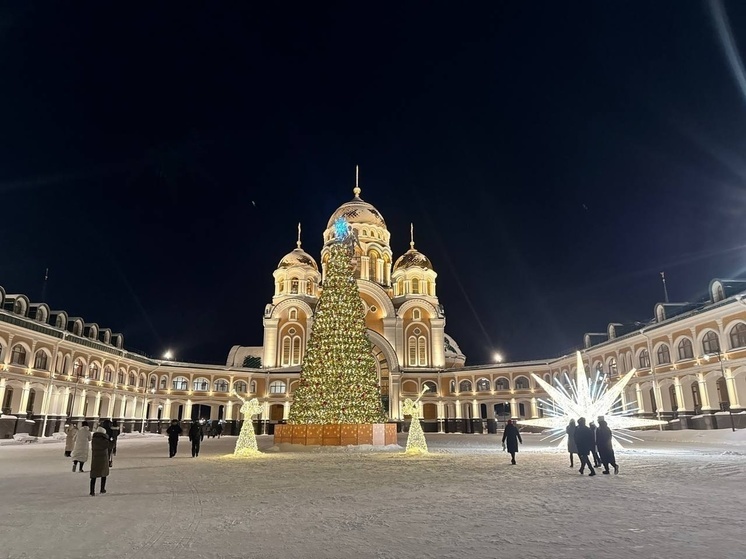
[233, 392, 263, 456]
[402, 386, 429, 454]
[517, 352, 667, 447]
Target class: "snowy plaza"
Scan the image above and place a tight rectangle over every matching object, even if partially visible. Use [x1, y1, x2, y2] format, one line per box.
[2, 432, 746, 559]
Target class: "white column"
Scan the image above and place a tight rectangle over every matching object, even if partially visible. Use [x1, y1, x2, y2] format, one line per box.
[16, 382, 30, 415]
[283, 401, 290, 419]
[455, 399, 462, 419]
[0, 378, 6, 411]
[471, 399, 479, 420]
[430, 319, 445, 368]
[225, 400, 234, 421]
[163, 399, 172, 420]
[93, 392, 101, 418]
[184, 400, 193, 421]
[74, 390, 87, 417]
[698, 373, 713, 410]
[510, 398, 518, 419]
[530, 397, 538, 419]
[635, 383, 645, 414]
[673, 377, 686, 412]
[724, 368, 741, 408]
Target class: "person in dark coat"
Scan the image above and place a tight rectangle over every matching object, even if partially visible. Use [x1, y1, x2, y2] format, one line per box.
[573, 417, 596, 476]
[189, 421, 204, 457]
[89, 427, 110, 496]
[566, 419, 578, 467]
[100, 419, 116, 467]
[216, 422, 223, 439]
[501, 419, 523, 464]
[589, 421, 602, 468]
[596, 416, 619, 475]
[110, 420, 120, 458]
[166, 419, 183, 457]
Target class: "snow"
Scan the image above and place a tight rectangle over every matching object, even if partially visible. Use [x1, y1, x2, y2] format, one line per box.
[1, 432, 745, 559]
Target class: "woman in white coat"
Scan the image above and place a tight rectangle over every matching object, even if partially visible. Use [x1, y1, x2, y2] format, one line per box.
[71, 421, 91, 472]
[64, 424, 78, 457]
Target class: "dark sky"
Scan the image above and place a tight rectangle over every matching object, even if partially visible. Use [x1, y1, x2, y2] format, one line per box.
[3, 1, 746, 365]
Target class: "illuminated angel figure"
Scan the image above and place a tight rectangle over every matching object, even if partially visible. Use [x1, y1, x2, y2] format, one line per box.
[402, 386, 429, 454]
[233, 392, 264, 456]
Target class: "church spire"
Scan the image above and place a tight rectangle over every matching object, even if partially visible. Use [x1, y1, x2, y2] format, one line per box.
[353, 164, 361, 198]
[297, 222, 302, 248]
[410, 223, 415, 250]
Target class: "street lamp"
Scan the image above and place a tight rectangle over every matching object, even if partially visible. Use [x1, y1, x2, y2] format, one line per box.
[703, 350, 736, 432]
[493, 352, 504, 364]
[163, 350, 174, 361]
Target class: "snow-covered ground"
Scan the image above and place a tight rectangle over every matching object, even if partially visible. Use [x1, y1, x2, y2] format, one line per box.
[1, 431, 745, 559]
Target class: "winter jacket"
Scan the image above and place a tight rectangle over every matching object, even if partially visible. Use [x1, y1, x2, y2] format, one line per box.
[566, 423, 578, 453]
[166, 424, 183, 440]
[573, 424, 595, 456]
[501, 423, 522, 453]
[90, 431, 111, 479]
[71, 426, 91, 462]
[64, 426, 77, 452]
[188, 423, 204, 443]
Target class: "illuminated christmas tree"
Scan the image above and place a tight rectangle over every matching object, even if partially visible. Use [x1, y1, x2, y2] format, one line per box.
[289, 217, 386, 425]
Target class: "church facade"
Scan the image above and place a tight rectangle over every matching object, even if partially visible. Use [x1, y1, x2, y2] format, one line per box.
[1, 184, 746, 438]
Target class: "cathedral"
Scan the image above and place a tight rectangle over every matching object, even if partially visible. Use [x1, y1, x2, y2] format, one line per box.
[1, 178, 745, 439]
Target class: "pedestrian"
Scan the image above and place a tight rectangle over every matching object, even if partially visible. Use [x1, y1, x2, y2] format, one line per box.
[110, 420, 120, 461]
[100, 419, 116, 467]
[89, 426, 110, 496]
[573, 417, 596, 477]
[216, 422, 223, 439]
[566, 419, 578, 468]
[64, 423, 77, 457]
[501, 419, 523, 465]
[589, 421, 602, 468]
[166, 419, 182, 457]
[189, 421, 204, 457]
[71, 421, 91, 472]
[596, 416, 619, 475]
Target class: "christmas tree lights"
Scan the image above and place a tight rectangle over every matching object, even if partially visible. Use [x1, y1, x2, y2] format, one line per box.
[402, 386, 429, 454]
[289, 217, 385, 425]
[233, 392, 264, 456]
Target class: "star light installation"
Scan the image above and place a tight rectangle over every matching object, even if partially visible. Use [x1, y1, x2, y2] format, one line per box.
[517, 352, 667, 447]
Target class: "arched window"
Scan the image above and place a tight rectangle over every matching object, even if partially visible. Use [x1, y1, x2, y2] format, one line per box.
[250, 380, 257, 393]
[73, 359, 84, 377]
[368, 251, 378, 281]
[656, 344, 671, 365]
[8, 345, 27, 366]
[34, 351, 48, 370]
[214, 379, 229, 392]
[193, 378, 209, 391]
[691, 381, 702, 412]
[678, 338, 694, 360]
[117, 371, 125, 385]
[306, 282, 313, 296]
[730, 323, 746, 349]
[128, 373, 135, 386]
[89, 364, 100, 380]
[608, 357, 618, 375]
[234, 381, 247, 393]
[397, 280, 404, 296]
[422, 380, 438, 395]
[669, 385, 678, 410]
[515, 377, 529, 390]
[716, 376, 729, 407]
[459, 380, 472, 392]
[160, 376, 167, 389]
[417, 337, 427, 366]
[149, 375, 157, 389]
[638, 349, 650, 369]
[269, 380, 286, 394]
[104, 367, 113, 383]
[281, 336, 292, 367]
[495, 378, 509, 390]
[408, 336, 417, 367]
[172, 376, 188, 390]
[289, 308, 298, 321]
[290, 279, 299, 294]
[702, 331, 720, 355]
[412, 278, 420, 295]
[449, 379, 456, 393]
[291, 336, 302, 366]
[476, 378, 490, 391]
[412, 309, 421, 321]
[278, 279, 285, 293]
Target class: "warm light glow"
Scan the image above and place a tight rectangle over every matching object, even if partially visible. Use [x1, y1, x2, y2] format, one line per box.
[233, 392, 263, 456]
[493, 352, 504, 363]
[403, 386, 429, 454]
[163, 350, 174, 360]
[517, 352, 667, 448]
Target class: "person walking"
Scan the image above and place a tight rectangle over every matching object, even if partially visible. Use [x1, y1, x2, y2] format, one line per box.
[89, 426, 110, 496]
[501, 419, 523, 465]
[596, 417, 619, 475]
[110, 420, 120, 462]
[71, 421, 91, 472]
[189, 421, 204, 457]
[573, 417, 596, 477]
[566, 419, 578, 468]
[589, 421, 602, 468]
[100, 419, 116, 467]
[216, 422, 223, 439]
[64, 423, 77, 457]
[166, 419, 182, 457]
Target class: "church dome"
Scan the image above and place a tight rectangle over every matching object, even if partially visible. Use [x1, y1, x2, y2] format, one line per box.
[393, 249, 433, 271]
[278, 248, 318, 271]
[326, 186, 387, 230]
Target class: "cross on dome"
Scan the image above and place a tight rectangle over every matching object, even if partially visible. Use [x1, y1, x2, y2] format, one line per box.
[353, 164, 361, 198]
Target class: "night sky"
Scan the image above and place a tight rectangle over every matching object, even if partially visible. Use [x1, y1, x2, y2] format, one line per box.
[3, 2, 746, 366]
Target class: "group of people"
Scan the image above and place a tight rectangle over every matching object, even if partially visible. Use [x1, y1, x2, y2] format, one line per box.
[566, 416, 619, 476]
[166, 419, 205, 458]
[64, 419, 119, 495]
[500, 416, 619, 476]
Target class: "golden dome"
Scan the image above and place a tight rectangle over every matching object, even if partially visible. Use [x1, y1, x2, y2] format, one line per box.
[393, 249, 433, 271]
[326, 187, 386, 230]
[278, 248, 318, 271]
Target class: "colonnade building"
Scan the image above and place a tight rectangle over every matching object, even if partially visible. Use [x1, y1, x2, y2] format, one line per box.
[1, 185, 745, 437]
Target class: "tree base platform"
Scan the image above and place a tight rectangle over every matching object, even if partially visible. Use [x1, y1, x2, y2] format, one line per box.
[274, 423, 397, 446]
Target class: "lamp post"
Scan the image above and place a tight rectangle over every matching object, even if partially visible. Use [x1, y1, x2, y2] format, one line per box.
[703, 349, 736, 432]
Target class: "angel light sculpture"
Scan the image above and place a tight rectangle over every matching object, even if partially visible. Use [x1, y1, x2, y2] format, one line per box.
[233, 392, 264, 456]
[402, 386, 429, 454]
